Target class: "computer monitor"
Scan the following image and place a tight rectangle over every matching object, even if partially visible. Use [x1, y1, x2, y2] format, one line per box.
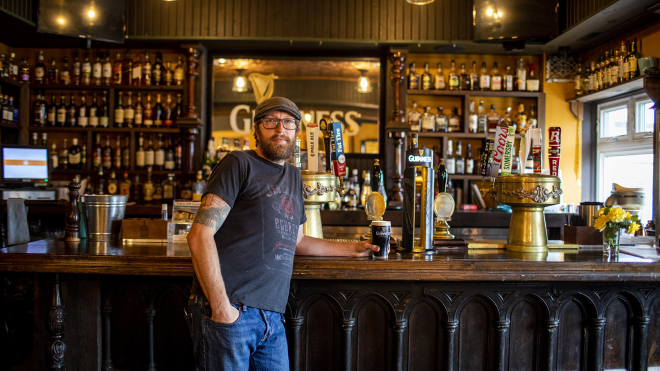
[1, 145, 49, 186]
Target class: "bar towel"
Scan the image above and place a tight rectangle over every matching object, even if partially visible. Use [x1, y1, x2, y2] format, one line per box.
[7, 198, 29, 246]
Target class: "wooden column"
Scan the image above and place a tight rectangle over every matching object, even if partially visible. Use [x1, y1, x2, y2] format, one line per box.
[339, 318, 355, 371]
[388, 131, 405, 206]
[494, 320, 510, 371]
[389, 52, 406, 124]
[392, 320, 407, 371]
[65, 182, 81, 242]
[184, 47, 200, 119]
[588, 318, 605, 370]
[443, 320, 459, 371]
[145, 309, 157, 371]
[633, 316, 650, 371]
[542, 320, 559, 371]
[287, 317, 304, 371]
[102, 305, 113, 371]
[47, 273, 66, 370]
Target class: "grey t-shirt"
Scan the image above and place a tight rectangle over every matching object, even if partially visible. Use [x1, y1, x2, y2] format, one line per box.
[191, 150, 306, 313]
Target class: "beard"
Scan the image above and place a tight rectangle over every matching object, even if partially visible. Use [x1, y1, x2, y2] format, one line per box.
[256, 129, 296, 162]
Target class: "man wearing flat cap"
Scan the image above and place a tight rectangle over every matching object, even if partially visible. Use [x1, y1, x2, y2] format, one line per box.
[186, 97, 378, 370]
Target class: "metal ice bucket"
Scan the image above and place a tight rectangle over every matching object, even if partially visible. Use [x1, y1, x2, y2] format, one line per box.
[81, 195, 128, 241]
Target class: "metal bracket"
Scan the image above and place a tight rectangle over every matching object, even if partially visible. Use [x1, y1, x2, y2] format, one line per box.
[501, 185, 563, 203]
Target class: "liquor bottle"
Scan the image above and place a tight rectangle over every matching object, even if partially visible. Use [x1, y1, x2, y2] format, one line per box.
[107, 172, 119, 195]
[466, 143, 474, 174]
[61, 57, 70, 85]
[72, 50, 81, 85]
[595, 55, 603, 90]
[33, 92, 47, 127]
[114, 92, 125, 127]
[153, 52, 163, 85]
[10, 96, 17, 123]
[68, 138, 81, 169]
[163, 173, 177, 201]
[122, 50, 133, 85]
[421, 62, 433, 90]
[448, 107, 461, 133]
[407, 62, 419, 89]
[50, 143, 58, 169]
[164, 94, 174, 127]
[154, 94, 164, 127]
[135, 133, 146, 169]
[527, 63, 540, 92]
[89, 92, 99, 127]
[516, 58, 527, 91]
[19, 58, 30, 82]
[514, 103, 526, 132]
[610, 51, 620, 86]
[434, 62, 446, 90]
[588, 61, 596, 92]
[113, 135, 122, 169]
[459, 63, 470, 90]
[479, 61, 491, 91]
[407, 101, 421, 132]
[603, 51, 612, 88]
[82, 52, 92, 85]
[143, 94, 154, 127]
[96, 167, 105, 194]
[119, 172, 131, 196]
[164, 61, 173, 86]
[504, 65, 514, 91]
[132, 53, 141, 86]
[81, 145, 87, 169]
[359, 171, 372, 207]
[143, 167, 154, 201]
[528, 104, 538, 128]
[8, 53, 17, 80]
[32, 132, 38, 146]
[468, 61, 479, 90]
[477, 100, 486, 133]
[491, 62, 502, 91]
[164, 137, 176, 170]
[2, 96, 8, 123]
[448, 60, 460, 90]
[618, 41, 627, 83]
[56, 94, 67, 126]
[174, 55, 185, 85]
[421, 105, 435, 132]
[47, 58, 59, 84]
[145, 135, 155, 167]
[468, 100, 478, 134]
[445, 139, 455, 175]
[175, 138, 182, 170]
[434, 106, 447, 132]
[218, 138, 230, 161]
[0, 54, 4, 78]
[130, 175, 142, 203]
[142, 51, 152, 86]
[92, 51, 102, 86]
[626, 38, 641, 80]
[47, 93, 57, 126]
[60, 138, 69, 170]
[34, 50, 46, 84]
[124, 92, 135, 127]
[93, 134, 102, 169]
[102, 51, 112, 86]
[66, 93, 77, 127]
[78, 93, 88, 127]
[455, 141, 464, 174]
[192, 170, 206, 201]
[102, 136, 113, 170]
[486, 104, 500, 133]
[112, 53, 122, 85]
[174, 93, 183, 121]
[243, 138, 250, 151]
[202, 150, 213, 178]
[133, 93, 144, 127]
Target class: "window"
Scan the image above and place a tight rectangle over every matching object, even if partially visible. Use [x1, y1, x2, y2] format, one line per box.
[596, 93, 654, 224]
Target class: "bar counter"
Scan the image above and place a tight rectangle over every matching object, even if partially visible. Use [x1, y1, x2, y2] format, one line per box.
[1, 239, 660, 370]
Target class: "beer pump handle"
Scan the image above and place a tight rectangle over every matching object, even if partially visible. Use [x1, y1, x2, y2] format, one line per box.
[437, 158, 447, 193]
[372, 159, 382, 191]
[319, 119, 333, 174]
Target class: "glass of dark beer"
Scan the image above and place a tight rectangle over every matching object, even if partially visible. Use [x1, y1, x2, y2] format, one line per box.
[371, 220, 391, 259]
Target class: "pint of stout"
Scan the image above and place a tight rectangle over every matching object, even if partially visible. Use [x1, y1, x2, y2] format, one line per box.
[371, 220, 391, 258]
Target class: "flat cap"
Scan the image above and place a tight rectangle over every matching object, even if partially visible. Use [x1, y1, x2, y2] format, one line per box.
[253, 97, 301, 122]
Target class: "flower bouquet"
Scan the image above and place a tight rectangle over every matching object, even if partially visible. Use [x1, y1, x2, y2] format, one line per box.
[593, 206, 640, 255]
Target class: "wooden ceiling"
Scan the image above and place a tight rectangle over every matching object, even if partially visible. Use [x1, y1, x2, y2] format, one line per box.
[213, 58, 380, 81]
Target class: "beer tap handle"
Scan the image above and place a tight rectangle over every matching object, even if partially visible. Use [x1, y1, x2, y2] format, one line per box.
[372, 159, 382, 191]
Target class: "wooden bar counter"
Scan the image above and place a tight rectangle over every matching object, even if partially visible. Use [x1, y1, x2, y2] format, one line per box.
[1, 239, 660, 370]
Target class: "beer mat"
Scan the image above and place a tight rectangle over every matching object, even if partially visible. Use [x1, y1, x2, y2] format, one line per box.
[466, 240, 578, 250]
[547, 240, 579, 250]
[620, 247, 660, 260]
[122, 239, 167, 244]
[434, 238, 468, 249]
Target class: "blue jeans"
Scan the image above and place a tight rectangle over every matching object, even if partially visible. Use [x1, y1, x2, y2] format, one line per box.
[186, 295, 289, 371]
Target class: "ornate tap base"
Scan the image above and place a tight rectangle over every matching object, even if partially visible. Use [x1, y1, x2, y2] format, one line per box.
[433, 220, 455, 240]
[506, 205, 549, 252]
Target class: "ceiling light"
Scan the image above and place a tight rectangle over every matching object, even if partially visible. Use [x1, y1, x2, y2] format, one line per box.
[407, 0, 434, 4]
[232, 69, 251, 93]
[357, 69, 372, 93]
[88, 10, 95, 18]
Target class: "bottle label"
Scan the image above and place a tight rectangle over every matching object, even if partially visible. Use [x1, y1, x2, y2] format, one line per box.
[57, 108, 66, 123]
[143, 184, 154, 201]
[61, 71, 70, 83]
[114, 109, 124, 124]
[421, 117, 434, 131]
[145, 152, 155, 165]
[125, 108, 135, 120]
[480, 75, 490, 89]
[154, 119, 163, 127]
[100, 117, 109, 127]
[35, 67, 45, 79]
[144, 119, 153, 127]
[108, 183, 118, 195]
[435, 117, 447, 131]
[119, 184, 130, 195]
[492, 76, 502, 90]
[421, 75, 432, 90]
[136, 152, 145, 166]
[478, 116, 486, 131]
[103, 64, 112, 78]
[163, 185, 173, 199]
[90, 116, 99, 127]
[47, 112, 55, 123]
[505, 76, 513, 91]
[78, 116, 88, 127]
[93, 154, 101, 167]
[155, 151, 165, 165]
[449, 75, 459, 87]
[446, 159, 455, 174]
[133, 66, 142, 80]
[434, 76, 445, 90]
[135, 112, 143, 125]
[629, 57, 638, 74]
[174, 69, 184, 82]
[52, 155, 58, 169]
[93, 65, 102, 78]
[164, 160, 175, 170]
[69, 152, 80, 165]
[623, 62, 630, 75]
[192, 192, 202, 201]
[611, 66, 619, 82]
[469, 115, 478, 131]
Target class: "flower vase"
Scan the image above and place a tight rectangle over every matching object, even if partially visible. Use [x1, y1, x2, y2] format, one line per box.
[603, 228, 621, 256]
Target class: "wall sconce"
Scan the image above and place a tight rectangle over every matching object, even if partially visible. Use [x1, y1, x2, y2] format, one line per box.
[407, 0, 434, 4]
[232, 69, 251, 93]
[357, 69, 372, 93]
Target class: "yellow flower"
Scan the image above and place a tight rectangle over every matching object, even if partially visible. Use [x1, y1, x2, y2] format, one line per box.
[625, 212, 632, 220]
[596, 208, 606, 217]
[608, 207, 627, 223]
[593, 215, 609, 231]
[626, 223, 640, 235]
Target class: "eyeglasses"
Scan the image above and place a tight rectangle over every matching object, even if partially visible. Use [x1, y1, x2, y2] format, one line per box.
[259, 118, 299, 130]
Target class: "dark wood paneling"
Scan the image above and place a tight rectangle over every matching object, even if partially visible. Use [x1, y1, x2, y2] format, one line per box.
[557, 299, 586, 371]
[303, 297, 337, 371]
[564, 0, 619, 29]
[509, 299, 540, 371]
[650, 296, 660, 367]
[458, 300, 492, 370]
[603, 298, 630, 370]
[408, 300, 442, 371]
[355, 299, 391, 370]
[0, 0, 33, 23]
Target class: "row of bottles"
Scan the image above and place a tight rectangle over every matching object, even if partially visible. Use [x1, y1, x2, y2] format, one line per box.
[0, 93, 18, 124]
[1, 50, 185, 86]
[334, 167, 387, 210]
[575, 38, 643, 96]
[201, 137, 250, 177]
[33, 91, 182, 128]
[408, 58, 540, 92]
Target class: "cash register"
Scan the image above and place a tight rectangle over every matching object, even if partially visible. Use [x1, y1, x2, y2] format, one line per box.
[0, 145, 56, 200]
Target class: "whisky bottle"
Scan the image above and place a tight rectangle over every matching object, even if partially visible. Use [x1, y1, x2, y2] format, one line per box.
[174, 93, 183, 121]
[89, 92, 99, 127]
[448, 60, 460, 90]
[122, 50, 133, 86]
[56, 94, 67, 126]
[192, 170, 206, 201]
[144, 94, 154, 127]
[164, 94, 174, 127]
[408, 62, 419, 89]
[610, 51, 620, 86]
[434, 62, 446, 90]
[102, 136, 113, 170]
[174, 55, 185, 85]
[47, 58, 59, 84]
[7, 53, 17, 80]
[164, 137, 176, 170]
[142, 51, 152, 86]
[588, 61, 596, 92]
[113, 135, 122, 170]
[136, 133, 146, 169]
[491, 62, 502, 91]
[528, 105, 538, 128]
[112, 53, 122, 85]
[124, 92, 134, 127]
[102, 51, 112, 86]
[455, 141, 464, 174]
[72, 50, 81, 85]
[130, 175, 142, 203]
[163, 173, 177, 201]
[468, 100, 478, 134]
[122, 137, 130, 169]
[626, 38, 641, 79]
[486, 104, 500, 133]
[146, 135, 155, 167]
[144, 167, 156, 201]
[421, 62, 433, 90]
[435, 106, 448, 132]
[603, 51, 611, 87]
[477, 100, 486, 133]
[407, 101, 421, 132]
[33, 92, 47, 127]
[153, 52, 163, 85]
[448, 107, 461, 133]
[50, 143, 58, 169]
[466, 143, 474, 174]
[479, 61, 490, 90]
[93, 51, 103, 86]
[67, 93, 77, 127]
[154, 94, 164, 127]
[68, 138, 82, 169]
[78, 93, 88, 127]
[114, 92, 125, 127]
[119, 171, 131, 196]
[504, 65, 514, 91]
[107, 172, 119, 195]
[34, 50, 46, 84]
[93, 134, 102, 169]
[96, 167, 105, 194]
[155, 134, 165, 170]
[514, 103, 526, 132]
[61, 138, 69, 170]
[82, 52, 92, 85]
[459, 63, 470, 90]
[134, 93, 144, 127]
[32, 132, 38, 146]
[618, 41, 627, 83]
[527, 64, 540, 92]
[470, 61, 479, 90]
[516, 58, 527, 91]
[421, 105, 435, 132]
[132, 53, 142, 86]
[164, 61, 173, 86]
[46, 93, 56, 126]
[19, 58, 30, 82]
[445, 139, 455, 175]
[61, 57, 70, 85]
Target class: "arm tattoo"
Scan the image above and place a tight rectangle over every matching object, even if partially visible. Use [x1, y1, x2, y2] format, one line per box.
[193, 194, 231, 232]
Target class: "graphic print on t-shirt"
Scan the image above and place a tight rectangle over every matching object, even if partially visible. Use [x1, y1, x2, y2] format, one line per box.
[264, 182, 298, 273]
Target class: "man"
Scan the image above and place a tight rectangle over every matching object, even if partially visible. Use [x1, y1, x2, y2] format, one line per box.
[186, 96, 378, 370]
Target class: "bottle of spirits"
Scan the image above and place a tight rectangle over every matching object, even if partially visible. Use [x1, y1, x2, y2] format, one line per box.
[180, 179, 193, 200]
[435, 106, 448, 132]
[408, 62, 419, 89]
[112, 53, 122, 85]
[47, 94, 57, 126]
[102, 136, 113, 170]
[174, 56, 185, 85]
[130, 175, 141, 203]
[486, 104, 500, 133]
[466, 143, 475, 174]
[421, 105, 435, 132]
[78, 93, 88, 127]
[93, 134, 102, 169]
[470, 61, 479, 90]
[56, 94, 67, 126]
[114, 92, 125, 127]
[19, 58, 30, 82]
[60, 138, 69, 170]
[10, 96, 17, 123]
[202, 150, 213, 178]
[192, 170, 206, 201]
[50, 143, 58, 169]
[93, 51, 103, 86]
[174, 93, 183, 122]
[514, 103, 526, 132]
[455, 141, 464, 174]
[122, 137, 130, 169]
[528, 105, 538, 128]
[100, 91, 109, 128]
[142, 51, 152, 86]
[603, 51, 612, 88]
[610, 51, 620, 86]
[122, 50, 133, 85]
[33, 92, 47, 127]
[72, 50, 81, 85]
[113, 135, 122, 170]
[96, 168, 105, 194]
[132, 53, 142, 86]
[504, 65, 514, 91]
[448, 60, 460, 90]
[459, 63, 470, 90]
[421, 62, 433, 90]
[434, 62, 446, 90]
[448, 107, 461, 133]
[468, 100, 478, 134]
[491, 62, 502, 91]
[143, 167, 155, 202]
[34, 50, 46, 84]
[477, 100, 486, 133]
[516, 58, 527, 91]
[154, 94, 164, 127]
[164, 94, 174, 127]
[153, 52, 163, 85]
[527, 64, 540, 92]
[7, 53, 17, 80]
[359, 171, 372, 207]
[134, 93, 144, 127]
[61, 57, 70, 85]
[119, 171, 131, 196]
[445, 140, 455, 175]
[164, 137, 176, 171]
[107, 172, 119, 195]
[164, 61, 173, 86]
[143, 94, 154, 127]
[32, 132, 38, 146]
[81, 145, 87, 169]
[82, 52, 92, 85]
[68, 138, 81, 169]
[47, 58, 59, 84]
[155, 134, 165, 170]
[66, 93, 77, 127]
[626, 38, 641, 80]
[479, 61, 490, 91]
[163, 173, 177, 201]
[407, 101, 421, 132]
[124, 92, 135, 128]
[136, 133, 146, 169]
[102, 51, 112, 86]
[89, 92, 99, 127]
